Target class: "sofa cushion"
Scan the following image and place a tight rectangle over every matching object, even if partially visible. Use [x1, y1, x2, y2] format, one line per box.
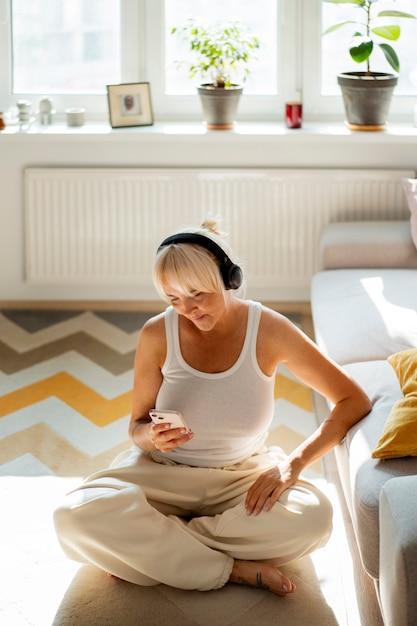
[319, 221, 417, 270]
[379, 476, 417, 626]
[372, 348, 417, 459]
[311, 269, 417, 365]
[402, 178, 417, 250]
[334, 360, 417, 579]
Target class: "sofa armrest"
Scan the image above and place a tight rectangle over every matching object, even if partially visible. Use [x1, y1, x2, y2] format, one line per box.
[379, 476, 417, 626]
[319, 221, 417, 270]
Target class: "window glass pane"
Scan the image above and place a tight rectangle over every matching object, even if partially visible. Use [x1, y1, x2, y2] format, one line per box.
[321, 0, 417, 95]
[11, 0, 121, 94]
[164, 0, 277, 95]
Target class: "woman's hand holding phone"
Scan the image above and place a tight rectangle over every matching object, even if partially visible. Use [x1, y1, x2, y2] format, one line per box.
[149, 410, 194, 452]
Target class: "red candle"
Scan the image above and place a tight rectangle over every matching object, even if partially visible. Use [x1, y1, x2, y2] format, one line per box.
[285, 102, 302, 129]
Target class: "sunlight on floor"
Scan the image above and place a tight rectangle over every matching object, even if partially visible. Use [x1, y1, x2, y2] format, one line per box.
[0, 472, 358, 626]
[0, 477, 81, 626]
[310, 478, 360, 626]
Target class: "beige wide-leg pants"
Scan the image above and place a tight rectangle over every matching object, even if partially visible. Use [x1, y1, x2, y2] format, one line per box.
[54, 446, 332, 591]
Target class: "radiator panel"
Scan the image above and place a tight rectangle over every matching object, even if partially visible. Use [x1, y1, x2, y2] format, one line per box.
[25, 168, 413, 294]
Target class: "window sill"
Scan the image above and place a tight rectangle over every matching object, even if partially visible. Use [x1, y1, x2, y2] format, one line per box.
[2, 120, 417, 170]
[2, 119, 417, 140]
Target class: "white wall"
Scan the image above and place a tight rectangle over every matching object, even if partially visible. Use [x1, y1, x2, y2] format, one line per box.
[0, 122, 416, 304]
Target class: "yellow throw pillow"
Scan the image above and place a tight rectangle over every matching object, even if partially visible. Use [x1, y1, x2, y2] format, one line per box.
[372, 348, 417, 459]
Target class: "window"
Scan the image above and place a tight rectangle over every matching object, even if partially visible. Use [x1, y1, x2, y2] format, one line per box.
[145, 0, 285, 120]
[0, 0, 415, 123]
[321, 0, 417, 96]
[304, 0, 417, 119]
[0, 0, 140, 116]
[11, 0, 121, 94]
[164, 0, 278, 95]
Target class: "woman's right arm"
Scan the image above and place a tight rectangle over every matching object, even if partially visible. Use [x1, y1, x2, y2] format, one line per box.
[128, 314, 166, 452]
[128, 313, 194, 453]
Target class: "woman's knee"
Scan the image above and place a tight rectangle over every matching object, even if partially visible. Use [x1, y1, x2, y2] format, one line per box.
[277, 481, 333, 551]
[298, 481, 333, 547]
[311, 488, 333, 547]
[53, 500, 86, 561]
[53, 483, 126, 556]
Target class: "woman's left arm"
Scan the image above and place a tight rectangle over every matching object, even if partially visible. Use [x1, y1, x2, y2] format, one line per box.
[245, 311, 372, 515]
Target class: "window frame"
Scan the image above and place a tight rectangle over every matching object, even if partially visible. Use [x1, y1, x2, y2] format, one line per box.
[0, 0, 415, 123]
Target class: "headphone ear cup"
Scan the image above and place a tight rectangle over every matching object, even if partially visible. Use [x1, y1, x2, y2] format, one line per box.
[231, 264, 243, 290]
[224, 262, 243, 290]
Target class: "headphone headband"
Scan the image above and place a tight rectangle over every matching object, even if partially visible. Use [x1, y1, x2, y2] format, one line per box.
[157, 232, 243, 290]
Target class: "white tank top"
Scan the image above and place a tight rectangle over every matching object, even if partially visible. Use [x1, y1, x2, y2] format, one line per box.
[152, 300, 275, 468]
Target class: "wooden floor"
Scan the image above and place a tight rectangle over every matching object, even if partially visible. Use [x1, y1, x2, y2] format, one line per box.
[314, 393, 384, 626]
[0, 299, 312, 313]
[323, 451, 384, 625]
[308, 306, 384, 626]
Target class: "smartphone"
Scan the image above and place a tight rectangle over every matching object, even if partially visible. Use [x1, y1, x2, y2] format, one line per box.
[149, 409, 189, 431]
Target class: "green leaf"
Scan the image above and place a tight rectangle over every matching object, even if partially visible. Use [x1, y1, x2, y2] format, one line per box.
[323, 0, 365, 5]
[372, 25, 400, 41]
[350, 36, 373, 63]
[323, 20, 359, 35]
[378, 11, 416, 20]
[379, 43, 400, 72]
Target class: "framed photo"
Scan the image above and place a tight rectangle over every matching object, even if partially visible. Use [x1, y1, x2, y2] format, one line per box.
[107, 82, 153, 128]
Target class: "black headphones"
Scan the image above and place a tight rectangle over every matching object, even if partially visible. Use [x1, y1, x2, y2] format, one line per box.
[157, 232, 243, 290]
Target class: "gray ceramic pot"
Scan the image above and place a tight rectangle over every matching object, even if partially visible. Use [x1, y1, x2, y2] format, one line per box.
[197, 84, 243, 130]
[337, 72, 398, 130]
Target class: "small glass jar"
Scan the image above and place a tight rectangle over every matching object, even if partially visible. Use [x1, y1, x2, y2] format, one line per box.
[285, 102, 303, 129]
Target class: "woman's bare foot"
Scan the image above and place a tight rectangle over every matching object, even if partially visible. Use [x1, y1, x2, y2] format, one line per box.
[229, 560, 295, 597]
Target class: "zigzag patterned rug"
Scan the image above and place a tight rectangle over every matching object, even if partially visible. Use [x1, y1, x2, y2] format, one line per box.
[0, 309, 320, 478]
[1, 309, 356, 626]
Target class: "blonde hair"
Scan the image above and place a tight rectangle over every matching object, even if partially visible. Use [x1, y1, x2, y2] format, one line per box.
[153, 220, 238, 302]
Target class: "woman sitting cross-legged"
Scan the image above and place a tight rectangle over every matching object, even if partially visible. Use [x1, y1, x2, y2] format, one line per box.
[54, 219, 371, 596]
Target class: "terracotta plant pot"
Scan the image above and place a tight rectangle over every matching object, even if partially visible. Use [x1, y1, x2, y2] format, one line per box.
[197, 84, 243, 130]
[337, 72, 398, 131]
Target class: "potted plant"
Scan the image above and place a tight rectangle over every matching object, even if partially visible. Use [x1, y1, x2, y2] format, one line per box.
[171, 19, 260, 130]
[323, 0, 416, 130]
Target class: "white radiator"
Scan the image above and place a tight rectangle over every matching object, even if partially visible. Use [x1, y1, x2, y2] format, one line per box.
[24, 167, 414, 300]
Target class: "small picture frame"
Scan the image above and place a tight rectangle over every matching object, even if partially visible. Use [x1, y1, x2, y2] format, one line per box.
[107, 82, 153, 128]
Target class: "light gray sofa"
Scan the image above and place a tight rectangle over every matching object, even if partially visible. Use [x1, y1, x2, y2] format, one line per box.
[311, 220, 417, 626]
